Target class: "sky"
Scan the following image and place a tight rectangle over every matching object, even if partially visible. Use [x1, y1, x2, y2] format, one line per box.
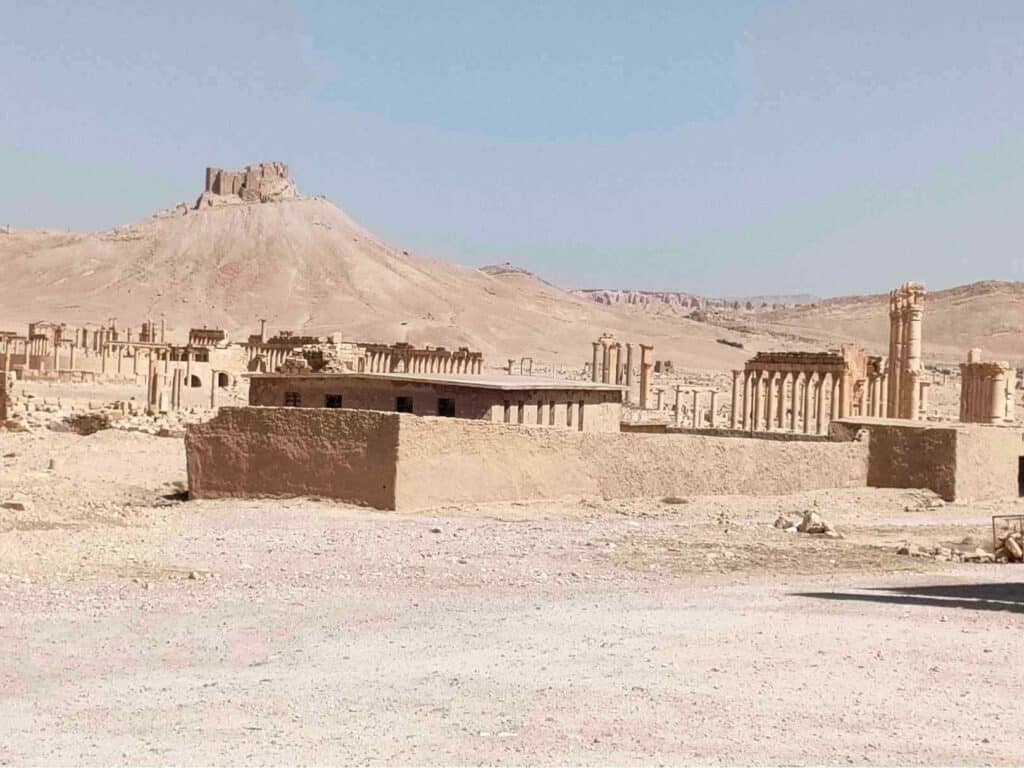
[2, 0, 1024, 297]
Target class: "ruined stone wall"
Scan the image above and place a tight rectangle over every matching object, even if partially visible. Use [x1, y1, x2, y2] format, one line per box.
[954, 426, 1022, 501]
[186, 407, 400, 508]
[196, 162, 297, 208]
[393, 417, 869, 511]
[834, 418, 1023, 501]
[185, 407, 870, 511]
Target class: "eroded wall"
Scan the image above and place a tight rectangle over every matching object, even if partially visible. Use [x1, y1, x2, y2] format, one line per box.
[186, 407, 399, 508]
[394, 415, 869, 510]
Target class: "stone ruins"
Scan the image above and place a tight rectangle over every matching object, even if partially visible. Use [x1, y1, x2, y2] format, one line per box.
[886, 281, 926, 419]
[731, 346, 880, 435]
[960, 348, 1015, 423]
[194, 162, 298, 208]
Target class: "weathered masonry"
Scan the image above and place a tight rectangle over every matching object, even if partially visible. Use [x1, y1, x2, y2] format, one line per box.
[730, 345, 882, 435]
[248, 372, 625, 433]
[959, 348, 1015, 424]
[886, 281, 926, 419]
[187, 407, 870, 511]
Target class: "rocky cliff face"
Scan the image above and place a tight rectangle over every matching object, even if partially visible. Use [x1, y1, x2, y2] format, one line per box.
[570, 289, 816, 313]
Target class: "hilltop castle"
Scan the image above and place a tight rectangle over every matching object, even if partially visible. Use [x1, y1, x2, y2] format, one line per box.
[194, 162, 298, 208]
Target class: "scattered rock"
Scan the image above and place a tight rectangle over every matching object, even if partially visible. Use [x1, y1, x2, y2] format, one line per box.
[1, 499, 31, 512]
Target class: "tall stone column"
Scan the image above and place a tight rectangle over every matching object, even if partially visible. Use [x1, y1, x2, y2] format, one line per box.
[591, 343, 600, 383]
[709, 391, 719, 429]
[742, 370, 753, 430]
[887, 298, 902, 418]
[752, 372, 763, 431]
[654, 388, 663, 411]
[625, 344, 634, 403]
[691, 390, 700, 429]
[774, 374, 782, 430]
[959, 365, 969, 421]
[601, 340, 611, 384]
[674, 386, 684, 426]
[730, 370, 742, 429]
[990, 370, 1006, 422]
[638, 345, 653, 409]
[802, 373, 812, 434]
[816, 374, 828, 435]
[830, 373, 840, 423]
[839, 373, 850, 419]
[908, 371, 921, 421]
[765, 372, 776, 431]
[787, 374, 797, 431]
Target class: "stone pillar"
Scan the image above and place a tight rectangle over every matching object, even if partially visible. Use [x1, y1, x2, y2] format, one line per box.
[908, 371, 921, 421]
[625, 344, 634, 403]
[959, 365, 969, 421]
[839, 373, 850, 419]
[709, 391, 719, 429]
[730, 371, 742, 429]
[802, 373, 812, 434]
[210, 371, 217, 408]
[742, 371, 753, 430]
[691, 390, 699, 429]
[674, 386, 684, 426]
[639, 345, 653, 409]
[654, 388, 663, 411]
[786, 374, 797, 431]
[887, 300, 902, 418]
[601, 340, 611, 384]
[765, 372, 776, 431]
[816, 374, 828, 435]
[920, 380, 929, 418]
[591, 343, 600, 382]
[752, 372, 763, 431]
[777, 373, 787, 429]
[830, 373, 840, 423]
[990, 370, 1006, 423]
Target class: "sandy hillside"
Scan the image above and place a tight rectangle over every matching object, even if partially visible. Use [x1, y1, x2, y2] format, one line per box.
[0, 198, 754, 370]
[575, 281, 1024, 364]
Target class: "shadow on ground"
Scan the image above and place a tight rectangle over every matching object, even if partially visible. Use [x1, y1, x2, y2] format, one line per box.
[795, 582, 1024, 614]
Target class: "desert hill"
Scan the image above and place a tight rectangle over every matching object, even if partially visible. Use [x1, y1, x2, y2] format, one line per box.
[572, 281, 1024, 364]
[0, 195, 752, 370]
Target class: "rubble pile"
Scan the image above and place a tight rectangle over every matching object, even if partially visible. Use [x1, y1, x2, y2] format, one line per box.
[994, 530, 1024, 563]
[895, 542, 994, 563]
[773, 510, 843, 539]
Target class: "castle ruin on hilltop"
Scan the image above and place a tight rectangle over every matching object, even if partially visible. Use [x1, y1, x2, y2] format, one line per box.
[194, 162, 298, 208]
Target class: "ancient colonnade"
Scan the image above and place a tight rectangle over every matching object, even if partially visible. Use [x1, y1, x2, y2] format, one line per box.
[363, 345, 483, 375]
[589, 334, 652, 407]
[960, 349, 1015, 424]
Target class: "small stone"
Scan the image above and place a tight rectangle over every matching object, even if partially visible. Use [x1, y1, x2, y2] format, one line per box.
[429, 527, 442, 534]
[188, 570, 199, 580]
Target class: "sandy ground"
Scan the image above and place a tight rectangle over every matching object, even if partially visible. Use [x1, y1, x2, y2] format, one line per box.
[2, 427, 1024, 765]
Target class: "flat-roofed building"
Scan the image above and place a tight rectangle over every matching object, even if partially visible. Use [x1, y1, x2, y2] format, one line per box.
[248, 372, 624, 432]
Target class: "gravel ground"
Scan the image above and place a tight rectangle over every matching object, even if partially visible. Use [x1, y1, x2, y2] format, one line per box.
[2, 427, 1024, 765]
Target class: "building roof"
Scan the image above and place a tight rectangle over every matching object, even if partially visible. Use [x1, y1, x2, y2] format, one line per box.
[249, 371, 626, 392]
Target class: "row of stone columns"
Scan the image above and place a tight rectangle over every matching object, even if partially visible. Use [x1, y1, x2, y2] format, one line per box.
[368, 349, 482, 374]
[960, 351, 1014, 423]
[731, 368, 849, 435]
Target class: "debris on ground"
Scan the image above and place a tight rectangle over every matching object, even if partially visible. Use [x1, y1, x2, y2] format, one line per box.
[773, 510, 842, 539]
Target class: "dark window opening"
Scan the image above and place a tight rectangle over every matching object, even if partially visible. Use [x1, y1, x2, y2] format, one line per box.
[325, 394, 343, 409]
[217, 372, 229, 388]
[189, 374, 202, 388]
[396, 396, 413, 413]
[284, 391, 301, 407]
[438, 397, 456, 417]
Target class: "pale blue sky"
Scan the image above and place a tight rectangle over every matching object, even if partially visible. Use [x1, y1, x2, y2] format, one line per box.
[3, 1, 1024, 295]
